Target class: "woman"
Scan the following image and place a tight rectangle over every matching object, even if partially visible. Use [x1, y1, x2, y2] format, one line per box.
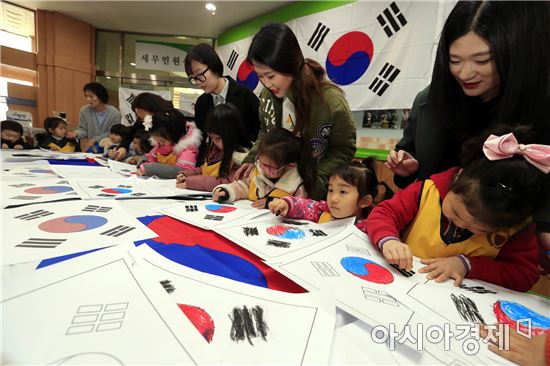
[184, 43, 260, 164]
[385, 1, 550, 260]
[113, 92, 174, 160]
[236, 23, 357, 200]
[77, 82, 122, 153]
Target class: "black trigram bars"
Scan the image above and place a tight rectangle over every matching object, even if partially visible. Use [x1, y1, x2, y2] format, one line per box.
[16, 238, 66, 248]
[369, 63, 401, 96]
[204, 214, 223, 221]
[390, 263, 415, 277]
[100, 225, 135, 237]
[14, 209, 54, 221]
[185, 205, 198, 212]
[10, 195, 39, 200]
[227, 50, 239, 70]
[243, 227, 259, 236]
[9, 183, 34, 188]
[307, 22, 330, 51]
[309, 229, 327, 237]
[377, 2, 407, 38]
[82, 205, 112, 213]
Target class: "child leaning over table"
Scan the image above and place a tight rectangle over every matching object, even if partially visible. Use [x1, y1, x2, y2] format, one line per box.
[366, 125, 547, 292]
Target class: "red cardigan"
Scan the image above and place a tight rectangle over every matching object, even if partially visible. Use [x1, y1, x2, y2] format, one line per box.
[366, 167, 540, 292]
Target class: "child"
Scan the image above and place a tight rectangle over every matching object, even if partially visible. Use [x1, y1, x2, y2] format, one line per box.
[1, 120, 28, 150]
[37, 117, 77, 152]
[269, 158, 393, 230]
[137, 109, 202, 178]
[102, 124, 128, 159]
[125, 128, 152, 165]
[213, 127, 315, 208]
[366, 125, 548, 292]
[176, 103, 252, 191]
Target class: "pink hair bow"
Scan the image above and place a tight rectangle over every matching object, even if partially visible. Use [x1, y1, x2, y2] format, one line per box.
[483, 133, 550, 174]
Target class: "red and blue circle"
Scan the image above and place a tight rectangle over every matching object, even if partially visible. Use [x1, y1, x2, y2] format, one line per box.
[340, 256, 394, 284]
[205, 204, 236, 213]
[236, 60, 259, 91]
[266, 224, 305, 239]
[101, 188, 133, 194]
[326, 31, 374, 85]
[39, 215, 108, 233]
[24, 186, 73, 194]
[493, 300, 550, 336]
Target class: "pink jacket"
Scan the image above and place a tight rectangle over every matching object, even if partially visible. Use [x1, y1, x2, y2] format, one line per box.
[281, 196, 369, 232]
[145, 121, 202, 170]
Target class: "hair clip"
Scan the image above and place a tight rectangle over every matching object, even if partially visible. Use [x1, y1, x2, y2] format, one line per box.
[496, 182, 512, 192]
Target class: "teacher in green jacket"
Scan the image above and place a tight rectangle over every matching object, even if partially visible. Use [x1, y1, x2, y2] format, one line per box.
[235, 23, 357, 200]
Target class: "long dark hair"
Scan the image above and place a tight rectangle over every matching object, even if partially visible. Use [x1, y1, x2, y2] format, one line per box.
[247, 23, 339, 134]
[331, 158, 394, 218]
[131, 93, 173, 117]
[429, 1, 550, 139]
[204, 103, 252, 177]
[149, 109, 188, 144]
[453, 125, 545, 229]
[257, 127, 316, 194]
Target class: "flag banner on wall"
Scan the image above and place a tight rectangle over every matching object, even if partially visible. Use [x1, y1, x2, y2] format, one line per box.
[135, 41, 192, 73]
[118, 87, 172, 126]
[216, 1, 454, 111]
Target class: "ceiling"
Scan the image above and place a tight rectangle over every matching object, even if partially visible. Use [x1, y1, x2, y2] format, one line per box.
[9, 1, 293, 39]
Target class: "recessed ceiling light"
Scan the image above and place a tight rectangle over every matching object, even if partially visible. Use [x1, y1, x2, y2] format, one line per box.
[205, 2, 216, 12]
[130, 62, 136, 66]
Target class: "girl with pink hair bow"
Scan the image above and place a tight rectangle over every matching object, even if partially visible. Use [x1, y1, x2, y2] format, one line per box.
[366, 125, 549, 292]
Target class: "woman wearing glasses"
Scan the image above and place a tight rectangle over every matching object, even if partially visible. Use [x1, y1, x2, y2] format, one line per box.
[185, 44, 260, 164]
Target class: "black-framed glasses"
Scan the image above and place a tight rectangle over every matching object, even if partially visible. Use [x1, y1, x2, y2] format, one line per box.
[188, 67, 209, 84]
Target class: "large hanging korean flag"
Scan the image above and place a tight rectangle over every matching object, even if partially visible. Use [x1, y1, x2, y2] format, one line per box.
[217, 1, 455, 111]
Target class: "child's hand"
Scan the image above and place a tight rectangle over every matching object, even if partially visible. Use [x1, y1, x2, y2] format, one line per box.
[50, 146, 60, 151]
[234, 163, 254, 180]
[418, 257, 467, 286]
[176, 172, 187, 184]
[127, 156, 138, 165]
[114, 147, 126, 161]
[136, 169, 144, 176]
[212, 188, 226, 202]
[14, 144, 24, 150]
[252, 198, 267, 209]
[1, 143, 8, 149]
[66, 131, 77, 139]
[176, 181, 187, 189]
[269, 199, 289, 216]
[108, 150, 117, 159]
[382, 240, 413, 271]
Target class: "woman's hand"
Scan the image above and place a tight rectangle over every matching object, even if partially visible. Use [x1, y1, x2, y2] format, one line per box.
[385, 150, 419, 177]
[268, 199, 289, 216]
[233, 163, 254, 180]
[418, 257, 467, 286]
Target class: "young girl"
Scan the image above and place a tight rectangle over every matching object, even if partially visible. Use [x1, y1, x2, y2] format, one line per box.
[137, 109, 202, 178]
[125, 128, 152, 165]
[269, 158, 393, 230]
[366, 125, 548, 292]
[175, 103, 252, 191]
[38, 117, 77, 152]
[102, 124, 127, 159]
[212, 127, 315, 208]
